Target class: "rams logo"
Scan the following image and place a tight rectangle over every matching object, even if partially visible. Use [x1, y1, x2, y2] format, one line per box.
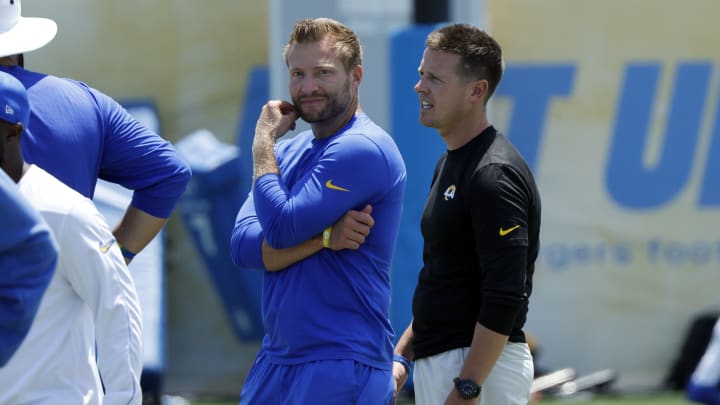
[443, 185, 456, 201]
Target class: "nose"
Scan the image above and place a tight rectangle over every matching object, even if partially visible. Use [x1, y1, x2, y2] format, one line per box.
[299, 76, 319, 95]
[414, 78, 425, 94]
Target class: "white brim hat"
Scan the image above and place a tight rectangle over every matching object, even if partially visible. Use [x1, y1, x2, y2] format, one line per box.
[0, 0, 57, 58]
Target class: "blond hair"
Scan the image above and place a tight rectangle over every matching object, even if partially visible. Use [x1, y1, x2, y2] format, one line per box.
[283, 18, 362, 72]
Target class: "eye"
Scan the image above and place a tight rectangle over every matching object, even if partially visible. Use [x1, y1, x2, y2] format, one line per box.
[319, 69, 331, 76]
[290, 71, 304, 78]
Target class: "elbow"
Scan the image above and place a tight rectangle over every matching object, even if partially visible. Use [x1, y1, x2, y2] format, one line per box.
[178, 162, 192, 185]
[163, 158, 193, 197]
[230, 226, 263, 269]
[229, 230, 249, 268]
[169, 161, 192, 193]
[478, 292, 525, 335]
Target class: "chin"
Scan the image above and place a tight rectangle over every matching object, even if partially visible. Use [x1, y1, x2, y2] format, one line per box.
[418, 115, 434, 128]
[301, 114, 326, 123]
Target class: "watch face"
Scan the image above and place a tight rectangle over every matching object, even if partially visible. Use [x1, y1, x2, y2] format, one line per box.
[455, 378, 481, 399]
[462, 383, 478, 397]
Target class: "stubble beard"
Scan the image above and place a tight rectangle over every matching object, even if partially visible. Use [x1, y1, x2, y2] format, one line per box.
[294, 79, 353, 123]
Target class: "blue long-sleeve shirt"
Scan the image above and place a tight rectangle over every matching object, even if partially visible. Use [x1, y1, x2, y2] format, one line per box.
[0, 170, 58, 366]
[231, 113, 406, 369]
[0, 65, 191, 218]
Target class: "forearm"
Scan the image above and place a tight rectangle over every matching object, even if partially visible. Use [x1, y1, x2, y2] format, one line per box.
[252, 134, 279, 179]
[459, 322, 509, 384]
[252, 99, 296, 179]
[262, 234, 323, 271]
[112, 206, 166, 263]
[394, 321, 416, 361]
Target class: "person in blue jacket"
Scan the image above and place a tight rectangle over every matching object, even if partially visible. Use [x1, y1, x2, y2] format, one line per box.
[0, 0, 191, 262]
[231, 17, 407, 405]
[0, 169, 57, 366]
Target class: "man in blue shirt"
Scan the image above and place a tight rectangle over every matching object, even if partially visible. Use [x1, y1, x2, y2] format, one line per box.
[0, 0, 191, 263]
[231, 18, 407, 404]
[0, 170, 57, 367]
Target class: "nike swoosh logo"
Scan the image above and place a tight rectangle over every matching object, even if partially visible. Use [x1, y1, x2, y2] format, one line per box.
[325, 179, 350, 192]
[499, 225, 520, 237]
[99, 239, 116, 253]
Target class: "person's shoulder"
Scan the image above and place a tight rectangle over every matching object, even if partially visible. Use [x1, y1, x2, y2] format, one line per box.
[19, 166, 92, 217]
[324, 116, 401, 170]
[482, 129, 531, 170]
[25, 168, 109, 241]
[337, 114, 393, 146]
[347, 113, 392, 139]
[24, 72, 100, 105]
[332, 130, 383, 155]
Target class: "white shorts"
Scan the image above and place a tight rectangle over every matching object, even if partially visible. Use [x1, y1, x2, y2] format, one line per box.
[414, 343, 534, 405]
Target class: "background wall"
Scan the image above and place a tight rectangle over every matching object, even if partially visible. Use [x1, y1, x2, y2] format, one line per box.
[22, 0, 266, 144]
[487, 0, 720, 387]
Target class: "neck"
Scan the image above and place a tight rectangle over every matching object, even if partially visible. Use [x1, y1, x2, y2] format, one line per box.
[0, 55, 19, 67]
[440, 112, 491, 151]
[311, 98, 361, 139]
[4, 159, 28, 183]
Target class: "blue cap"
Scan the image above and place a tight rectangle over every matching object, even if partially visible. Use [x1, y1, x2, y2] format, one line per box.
[0, 71, 29, 128]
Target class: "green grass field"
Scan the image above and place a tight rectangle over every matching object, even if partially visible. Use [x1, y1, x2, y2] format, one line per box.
[537, 392, 691, 404]
[189, 392, 694, 405]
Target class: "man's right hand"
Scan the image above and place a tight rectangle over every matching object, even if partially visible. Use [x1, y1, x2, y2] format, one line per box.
[255, 100, 299, 142]
[392, 361, 409, 405]
[328, 204, 374, 250]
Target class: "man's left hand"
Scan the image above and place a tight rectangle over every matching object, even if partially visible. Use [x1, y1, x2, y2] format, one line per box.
[444, 390, 477, 405]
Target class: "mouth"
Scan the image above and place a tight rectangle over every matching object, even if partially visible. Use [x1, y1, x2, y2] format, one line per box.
[421, 100, 433, 111]
[299, 96, 326, 106]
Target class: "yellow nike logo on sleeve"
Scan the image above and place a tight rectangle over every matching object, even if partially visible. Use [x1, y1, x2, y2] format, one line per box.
[499, 225, 520, 237]
[325, 179, 350, 192]
[99, 239, 116, 253]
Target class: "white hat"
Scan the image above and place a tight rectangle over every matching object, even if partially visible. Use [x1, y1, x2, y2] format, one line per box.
[0, 0, 57, 58]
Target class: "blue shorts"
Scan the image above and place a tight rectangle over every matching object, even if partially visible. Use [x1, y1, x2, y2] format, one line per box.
[239, 350, 394, 405]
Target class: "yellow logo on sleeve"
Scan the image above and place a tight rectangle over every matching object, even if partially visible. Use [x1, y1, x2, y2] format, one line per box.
[499, 225, 520, 237]
[325, 179, 351, 192]
[99, 239, 116, 253]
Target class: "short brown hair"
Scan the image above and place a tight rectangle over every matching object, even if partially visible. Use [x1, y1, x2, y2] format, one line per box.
[426, 24, 503, 99]
[283, 18, 362, 72]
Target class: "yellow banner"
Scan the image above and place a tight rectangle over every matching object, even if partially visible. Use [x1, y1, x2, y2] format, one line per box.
[489, 0, 720, 386]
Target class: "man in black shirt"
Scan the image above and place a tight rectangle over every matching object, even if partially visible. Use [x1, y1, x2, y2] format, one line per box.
[392, 24, 541, 405]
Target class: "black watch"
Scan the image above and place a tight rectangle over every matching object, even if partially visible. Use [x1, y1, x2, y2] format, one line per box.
[453, 377, 481, 400]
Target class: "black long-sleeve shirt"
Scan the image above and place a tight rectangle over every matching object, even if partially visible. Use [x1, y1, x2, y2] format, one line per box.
[412, 126, 541, 360]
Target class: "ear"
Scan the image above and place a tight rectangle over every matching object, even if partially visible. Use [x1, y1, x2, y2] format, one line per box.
[6, 123, 23, 145]
[351, 64, 363, 86]
[469, 79, 489, 102]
